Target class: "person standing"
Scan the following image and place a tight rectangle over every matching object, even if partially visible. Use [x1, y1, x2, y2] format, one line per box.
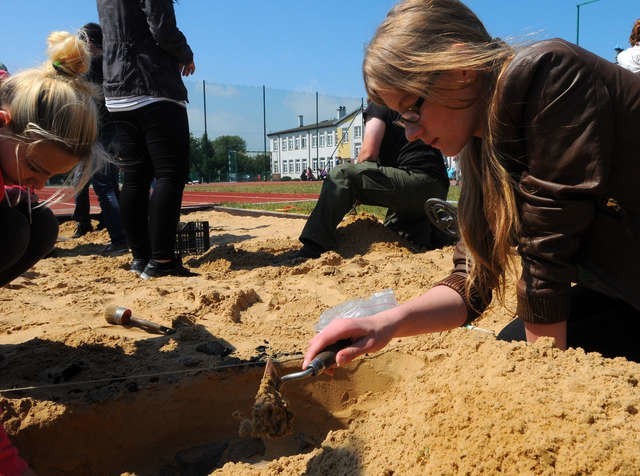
[617, 18, 640, 73]
[71, 22, 128, 256]
[97, 0, 196, 278]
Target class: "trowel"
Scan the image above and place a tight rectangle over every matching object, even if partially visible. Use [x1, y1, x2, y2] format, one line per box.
[264, 339, 351, 389]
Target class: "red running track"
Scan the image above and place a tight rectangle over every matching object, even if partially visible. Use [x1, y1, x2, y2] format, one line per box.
[37, 183, 319, 217]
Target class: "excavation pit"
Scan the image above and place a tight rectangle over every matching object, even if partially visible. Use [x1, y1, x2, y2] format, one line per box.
[6, 357, 395, 475]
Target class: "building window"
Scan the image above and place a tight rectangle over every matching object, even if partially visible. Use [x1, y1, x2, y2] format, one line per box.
[341, 128, 349, 143]
[355, 145, 361, 158]
[273, 160, 279, 173]
[319, 133, 325, 147]
[354, 125, 362, 139]
[289, 160, 294, 174]
[295, 136, 300, 150]
[334, 130, 339, 145]
[327, 132, 333, 147]
[272, 138, 279, 151]
[288, 137, 293, 150]
[301, 135, 307, 148]
[311, 133, 317, 148]
[281, 137, 287, 151]
[312, 158, 318, 170]
[295, 159, 301, 173]
[283, 161, 288, 173]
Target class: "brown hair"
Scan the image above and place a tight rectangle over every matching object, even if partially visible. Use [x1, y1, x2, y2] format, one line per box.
[364, 0, 520, 303]
[630, 19, 640, 46]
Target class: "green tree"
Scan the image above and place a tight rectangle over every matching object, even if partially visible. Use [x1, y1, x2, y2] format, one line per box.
[212, 135, 247, 181]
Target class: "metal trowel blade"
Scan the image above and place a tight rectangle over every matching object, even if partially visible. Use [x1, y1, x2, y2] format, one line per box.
[263, 357, 282, 389]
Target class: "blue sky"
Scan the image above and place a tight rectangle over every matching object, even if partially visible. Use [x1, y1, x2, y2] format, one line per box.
[2, 1, 637, 148]
[3, 0, 637, 96]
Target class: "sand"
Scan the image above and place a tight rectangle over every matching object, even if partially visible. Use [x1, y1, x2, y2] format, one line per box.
[1, 208, 639, 475]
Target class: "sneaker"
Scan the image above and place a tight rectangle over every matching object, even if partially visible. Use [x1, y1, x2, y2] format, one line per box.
[72, 222, 93, 238]
[101, 241, 129, 256]
[130, 259, 148, 276]
[140, 259, 197, 280]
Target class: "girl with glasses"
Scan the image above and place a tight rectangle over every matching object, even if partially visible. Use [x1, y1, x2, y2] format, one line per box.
[304, 0, 640, 370]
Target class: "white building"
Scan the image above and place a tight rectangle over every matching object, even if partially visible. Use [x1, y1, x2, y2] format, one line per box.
[267, 106, 364, 179]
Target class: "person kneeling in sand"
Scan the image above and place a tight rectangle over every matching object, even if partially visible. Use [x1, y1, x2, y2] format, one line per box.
[303, 0, 640, 372]
[0, 29, 102, 474]
[297, 100, 451, 259]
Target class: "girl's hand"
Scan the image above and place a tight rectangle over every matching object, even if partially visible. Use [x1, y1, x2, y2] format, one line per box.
[302, 314, 395, 370]
[179, 62, 196, 76]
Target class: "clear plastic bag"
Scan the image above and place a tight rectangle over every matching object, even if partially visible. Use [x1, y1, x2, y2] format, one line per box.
[315, 289, 398, 332]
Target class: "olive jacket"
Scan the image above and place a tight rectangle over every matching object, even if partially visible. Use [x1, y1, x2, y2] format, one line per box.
[438, 39, 640, 324]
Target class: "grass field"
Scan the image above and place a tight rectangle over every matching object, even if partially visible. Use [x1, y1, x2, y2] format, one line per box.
[190, 181, 460, 220]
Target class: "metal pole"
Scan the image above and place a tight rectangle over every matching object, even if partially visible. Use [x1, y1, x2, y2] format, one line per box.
[202, 80, 207, 137]
[576, 0, 602, 46]
[262, 85, 267, 180]
[315, 92, 319, 166]
[576, 5, 580, 45]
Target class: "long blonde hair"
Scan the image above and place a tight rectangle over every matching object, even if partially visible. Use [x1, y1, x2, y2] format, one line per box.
[364, 0, 520, 303]
[0, 30, 100, 191]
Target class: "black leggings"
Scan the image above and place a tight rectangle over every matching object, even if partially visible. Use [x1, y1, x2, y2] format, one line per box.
[0, 204, 59, 286]
[110, 102, 190, 261]
[497, 285, 640, 362]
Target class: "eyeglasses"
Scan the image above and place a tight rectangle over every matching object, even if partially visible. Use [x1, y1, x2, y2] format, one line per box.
[393, 96, 425, 129]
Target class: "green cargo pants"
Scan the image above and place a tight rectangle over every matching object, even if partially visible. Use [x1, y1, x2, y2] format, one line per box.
[299, 161, 448, 251]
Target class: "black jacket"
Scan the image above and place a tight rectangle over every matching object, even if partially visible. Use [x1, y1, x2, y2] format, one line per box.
[97, 0, 193, 101]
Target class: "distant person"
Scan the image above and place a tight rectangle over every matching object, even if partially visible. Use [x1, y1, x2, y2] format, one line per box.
[97, 0, 197, 278]
[0, 29, 101, 474]
[71, 22, 128, 256]
[305, 167, 316, 181]
[297, 100, 450, 259]
[0, 63, 9, 81]
[303, 0, 640, 372]
[617, 18, 640, 73]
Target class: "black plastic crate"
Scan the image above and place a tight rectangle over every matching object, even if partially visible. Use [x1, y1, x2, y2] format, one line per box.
[175, 221, 210, 255]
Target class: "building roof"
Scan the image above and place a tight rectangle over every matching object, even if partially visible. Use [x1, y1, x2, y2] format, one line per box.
[267, 108, 361, 137]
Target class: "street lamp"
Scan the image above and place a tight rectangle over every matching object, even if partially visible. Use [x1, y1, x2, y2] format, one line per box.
[576, 0, 601, 46]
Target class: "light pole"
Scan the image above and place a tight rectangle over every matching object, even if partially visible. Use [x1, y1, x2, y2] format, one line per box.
[576, 0, 601, 46]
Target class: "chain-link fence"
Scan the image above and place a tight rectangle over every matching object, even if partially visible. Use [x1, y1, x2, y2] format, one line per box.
[184, 80, 364, 181]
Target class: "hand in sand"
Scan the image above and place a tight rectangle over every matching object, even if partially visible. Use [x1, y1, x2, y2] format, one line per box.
[302, 314, 395, 372]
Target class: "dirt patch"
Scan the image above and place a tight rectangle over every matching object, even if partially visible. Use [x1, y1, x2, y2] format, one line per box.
[239, 359, 294, 440]
[1, 209, 640, 474]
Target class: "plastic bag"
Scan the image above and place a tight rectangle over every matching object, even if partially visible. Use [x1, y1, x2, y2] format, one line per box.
[315, 289, 398, 332]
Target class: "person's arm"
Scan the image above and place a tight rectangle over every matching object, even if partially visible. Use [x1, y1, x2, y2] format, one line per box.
[357, 117, 386, 163]
[525, 321, 567, 349]
[303, 285, 467, 369]
[0, 425, 30, 476]
[142, 0, 194, 65]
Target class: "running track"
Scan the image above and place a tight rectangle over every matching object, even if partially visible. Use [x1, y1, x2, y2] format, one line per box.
[38, 183, 319, 217]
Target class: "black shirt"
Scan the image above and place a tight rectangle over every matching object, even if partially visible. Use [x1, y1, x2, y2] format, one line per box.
[364, 101, 448, 186]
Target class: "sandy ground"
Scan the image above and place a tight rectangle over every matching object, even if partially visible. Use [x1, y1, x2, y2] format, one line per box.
[1, 208, 639, 475]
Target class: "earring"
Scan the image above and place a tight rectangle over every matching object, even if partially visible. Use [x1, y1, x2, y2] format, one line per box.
[14, 143, 22, 187]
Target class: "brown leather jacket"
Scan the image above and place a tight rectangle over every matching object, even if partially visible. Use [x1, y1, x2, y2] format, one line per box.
[438, 39, 640, 324]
